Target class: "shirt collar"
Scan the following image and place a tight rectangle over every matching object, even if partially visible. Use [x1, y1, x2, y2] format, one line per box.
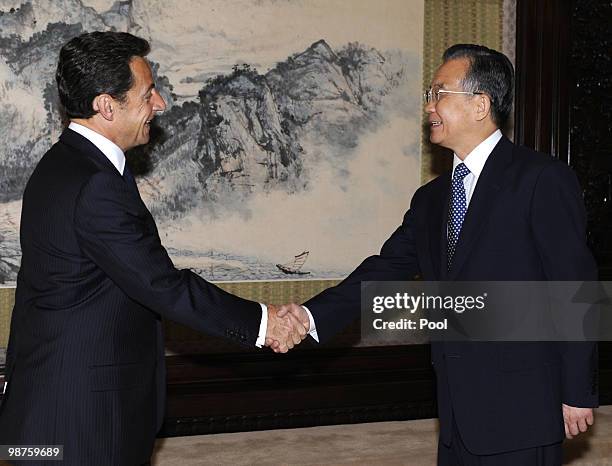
[452, 129, 503, 178]
[68, 122, 126, 175]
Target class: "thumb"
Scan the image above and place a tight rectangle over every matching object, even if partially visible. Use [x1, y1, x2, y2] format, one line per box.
[293, 306, 310, 330]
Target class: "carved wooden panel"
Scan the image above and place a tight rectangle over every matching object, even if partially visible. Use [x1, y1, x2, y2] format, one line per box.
[568, 0, 612, 278]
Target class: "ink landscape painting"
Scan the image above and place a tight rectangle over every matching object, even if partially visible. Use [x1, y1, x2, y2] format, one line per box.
[0, 0, 424, 284]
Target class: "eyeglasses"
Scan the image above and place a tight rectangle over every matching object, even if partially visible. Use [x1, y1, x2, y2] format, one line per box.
[423, 87, 483, 103]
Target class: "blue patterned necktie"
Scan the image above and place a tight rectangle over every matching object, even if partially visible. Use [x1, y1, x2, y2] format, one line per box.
[447, 162, 471, 271]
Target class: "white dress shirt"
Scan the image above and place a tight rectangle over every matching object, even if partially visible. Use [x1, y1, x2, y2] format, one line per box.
[69, 122, 126, 175]
[452, 129, 502, 207]
[67, 122, 303, 347]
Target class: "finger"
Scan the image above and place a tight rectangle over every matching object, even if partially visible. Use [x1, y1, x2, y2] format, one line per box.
[267, 339, 281, 350]
[287, 313, 307, 337]
[293, 323, 307, 340]
[569, 422, 580, 436]
[586, 411, 594, 426]
[277, 306, 289, 317]
[276, 331, 294, 350]
[285, 327, 300, 346]
[282, 315, 306, 345]
[289, 306, 310, 330]
[290, 320, 306, 345]
[578, 417, 589, 433]
[564, 422, 572, 439]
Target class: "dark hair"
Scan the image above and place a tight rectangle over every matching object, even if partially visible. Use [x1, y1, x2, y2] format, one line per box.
[442, 44, 514, 127]
[56, 31, 150, 119]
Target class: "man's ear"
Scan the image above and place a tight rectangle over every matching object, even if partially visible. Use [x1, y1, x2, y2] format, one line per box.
[92, 94, 115, 121]
[475, 93, 492, 122]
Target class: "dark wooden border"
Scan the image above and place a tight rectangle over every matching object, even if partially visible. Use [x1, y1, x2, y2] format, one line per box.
[514, 0, 571, 160]
[161, 345, 436, 436]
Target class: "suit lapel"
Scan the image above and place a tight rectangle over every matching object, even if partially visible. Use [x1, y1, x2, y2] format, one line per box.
[59, 128, 121, 176]
[447, 136, 514, 279]
[427, 173, 451, 280]
[59, 128, 145, 203]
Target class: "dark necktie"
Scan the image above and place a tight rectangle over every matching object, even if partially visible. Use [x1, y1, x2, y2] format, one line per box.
[447, 162, 470, 271]
[122, 165, 139, 194]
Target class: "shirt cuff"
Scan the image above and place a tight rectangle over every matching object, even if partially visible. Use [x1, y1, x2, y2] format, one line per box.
[255, 303, 268, 348]
[301, 305, 319, 343]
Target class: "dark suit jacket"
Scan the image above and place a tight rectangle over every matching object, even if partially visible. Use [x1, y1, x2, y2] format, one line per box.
[0, 129, 262, 465]
[305, 136, 598, 455]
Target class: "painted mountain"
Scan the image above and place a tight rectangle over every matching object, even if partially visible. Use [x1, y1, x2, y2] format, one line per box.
[0, 0, 422, 283]
[135, 40, 409, 217]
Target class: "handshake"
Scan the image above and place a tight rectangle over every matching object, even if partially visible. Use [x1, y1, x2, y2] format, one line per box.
[264, 304, 311, 353]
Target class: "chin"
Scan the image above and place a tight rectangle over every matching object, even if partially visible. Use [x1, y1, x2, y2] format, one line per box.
[429, 134, 443, 145]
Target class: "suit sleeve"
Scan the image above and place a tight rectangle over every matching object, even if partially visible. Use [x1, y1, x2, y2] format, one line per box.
[531, 161, 599, 407]
[4, 271, 25, 384]
[73, 171, 262, 346]
[305, 192, 422, 343]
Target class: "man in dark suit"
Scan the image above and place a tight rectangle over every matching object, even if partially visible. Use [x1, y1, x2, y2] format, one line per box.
[277, 44, 598, 465]
[0, 31, 306, 465]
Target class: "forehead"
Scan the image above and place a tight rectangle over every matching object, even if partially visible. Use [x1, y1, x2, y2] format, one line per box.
[128, 56, 153, 89]
[431, 58, 470, 88]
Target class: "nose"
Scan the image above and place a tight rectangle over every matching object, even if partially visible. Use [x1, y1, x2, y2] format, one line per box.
[153, 91, 167, 113]
[424, 98, 436, 114]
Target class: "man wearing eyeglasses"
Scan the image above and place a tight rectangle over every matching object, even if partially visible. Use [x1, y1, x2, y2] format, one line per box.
[273, 44, 598, 465]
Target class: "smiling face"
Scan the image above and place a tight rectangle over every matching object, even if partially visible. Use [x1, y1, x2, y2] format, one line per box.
[111, 56, 166, 151]
[425, 58, 481, 158]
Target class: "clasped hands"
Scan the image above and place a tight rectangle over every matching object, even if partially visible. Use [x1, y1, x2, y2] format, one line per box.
[265, 303, 309, 353]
